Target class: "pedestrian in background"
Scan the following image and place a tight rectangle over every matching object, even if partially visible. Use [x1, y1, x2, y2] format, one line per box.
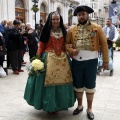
[37, 19, 44, 39]
[0, 32, 4, 67]
[0, 19, 7, 41]
[20, 23, 27, 65]
[65, 5, 109, 120]
[23, 23, 38, 60]
[7, 20, 24, 74]
[5, 21, 13, 69]
[98, 18, 119, 76]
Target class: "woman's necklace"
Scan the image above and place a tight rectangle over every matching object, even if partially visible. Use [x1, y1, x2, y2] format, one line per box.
[51, 27, 62, 39]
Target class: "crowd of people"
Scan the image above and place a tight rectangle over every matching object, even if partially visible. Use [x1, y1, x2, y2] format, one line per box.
[0, 5, 120, 120]
[0, 19, 40, 75]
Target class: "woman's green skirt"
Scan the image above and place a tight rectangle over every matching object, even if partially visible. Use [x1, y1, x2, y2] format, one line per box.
[24, 53, 75, 112]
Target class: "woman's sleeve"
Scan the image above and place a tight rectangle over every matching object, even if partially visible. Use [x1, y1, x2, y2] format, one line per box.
[37, 41, 45, 56]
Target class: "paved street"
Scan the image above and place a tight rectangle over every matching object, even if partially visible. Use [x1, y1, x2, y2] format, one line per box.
[0, 51, 120, 120]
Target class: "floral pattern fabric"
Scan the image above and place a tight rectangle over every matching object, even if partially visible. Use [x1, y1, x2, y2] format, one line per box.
[44, 52, 72, 86]
[76, 25, 91, 50]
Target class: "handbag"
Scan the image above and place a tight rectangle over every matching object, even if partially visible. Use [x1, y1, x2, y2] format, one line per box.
[0, 65, 7, 77]
[0, 45, 7, 56]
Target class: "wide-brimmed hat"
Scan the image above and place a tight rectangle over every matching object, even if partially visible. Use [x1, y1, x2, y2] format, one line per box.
[73, 5, 94, 16]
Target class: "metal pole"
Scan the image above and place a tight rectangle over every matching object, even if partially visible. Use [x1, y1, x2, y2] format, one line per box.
[34, 3, 36, 30]
[35, 11, 36, 30]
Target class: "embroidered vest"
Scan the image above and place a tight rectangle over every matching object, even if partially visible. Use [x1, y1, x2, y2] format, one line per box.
[76, 25, 91, 50]
[103, 25, 115, 41]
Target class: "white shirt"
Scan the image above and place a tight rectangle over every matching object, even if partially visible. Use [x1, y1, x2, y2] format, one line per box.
[73, 50, 98, 61]
[105, 26, 119, 42]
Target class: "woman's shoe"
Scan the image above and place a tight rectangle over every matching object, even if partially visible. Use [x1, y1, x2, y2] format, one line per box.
[73, 106, 83, 115]
[13, 70, 19, 74]
[18, 69, 24, 72]
[87, 112, 94, 120]
[48, 111, 59, 115]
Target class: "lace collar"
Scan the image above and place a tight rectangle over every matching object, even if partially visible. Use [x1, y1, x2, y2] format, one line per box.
[51, 27, 63, 39]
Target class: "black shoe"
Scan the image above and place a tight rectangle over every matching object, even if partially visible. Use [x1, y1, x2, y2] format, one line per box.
[73, 106, 83, 115]
[87, 112, 94, 120]
[110, 70, 113, 76]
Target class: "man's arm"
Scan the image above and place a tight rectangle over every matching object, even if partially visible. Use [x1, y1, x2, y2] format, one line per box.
[65, 28, 74, 56]
[113, 27, 119, 42]
[98, 25, 109, 63]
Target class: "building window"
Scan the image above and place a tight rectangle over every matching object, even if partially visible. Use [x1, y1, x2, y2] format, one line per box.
[93, 3, 97, 9]
[15, 0, 25, 23]
[40, 3, 46, 12]
[68, 9, 73, 26]
[94, 12, 97, 18]
[15, 0, 24, 8]
[40, 3, 47, 22]
[57, 7, 61, 14]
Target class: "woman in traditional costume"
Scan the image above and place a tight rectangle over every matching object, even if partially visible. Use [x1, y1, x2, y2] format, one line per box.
[24, 11, 75, 113]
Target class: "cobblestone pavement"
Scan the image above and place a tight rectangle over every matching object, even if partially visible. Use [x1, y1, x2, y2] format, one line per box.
[0, 51, 120, 120]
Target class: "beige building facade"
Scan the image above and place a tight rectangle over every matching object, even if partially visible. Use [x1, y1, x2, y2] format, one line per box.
[0, 0, 79, 28]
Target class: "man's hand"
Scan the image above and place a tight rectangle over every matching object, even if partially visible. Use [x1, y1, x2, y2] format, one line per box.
[28, 29, 33, 34]
[21, 29, 25, 34]
[102, 62, 109, 71]
[73, 49, 79, 56]
[69, 44, 73, 48]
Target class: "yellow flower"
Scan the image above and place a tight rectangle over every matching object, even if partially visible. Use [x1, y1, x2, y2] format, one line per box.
[31, 59, 44, 71]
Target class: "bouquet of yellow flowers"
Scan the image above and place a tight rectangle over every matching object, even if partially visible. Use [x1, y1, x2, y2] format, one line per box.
[27, 55, 45, 76]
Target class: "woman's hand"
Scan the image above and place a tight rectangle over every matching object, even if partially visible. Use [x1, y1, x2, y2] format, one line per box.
[28, 29, 33, 34]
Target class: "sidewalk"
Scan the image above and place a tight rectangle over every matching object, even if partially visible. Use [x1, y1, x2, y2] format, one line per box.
[0, 51, 120, 120]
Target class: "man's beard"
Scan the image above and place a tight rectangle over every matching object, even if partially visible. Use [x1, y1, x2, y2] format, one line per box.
[78, 20, 88, 25]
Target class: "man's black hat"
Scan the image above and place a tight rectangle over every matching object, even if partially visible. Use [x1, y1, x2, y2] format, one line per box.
[73, 5, 94, 16]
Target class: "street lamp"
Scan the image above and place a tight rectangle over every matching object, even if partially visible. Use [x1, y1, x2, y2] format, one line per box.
[31, 0, 39, 30]
[101, 18, 104, 27]
[96, 17, 98, 24]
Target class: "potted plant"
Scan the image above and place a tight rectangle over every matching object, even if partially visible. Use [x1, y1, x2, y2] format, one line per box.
[31, 6, 39, 12]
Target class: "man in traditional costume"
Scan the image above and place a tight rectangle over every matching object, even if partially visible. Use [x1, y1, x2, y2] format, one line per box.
[65, 6, 109, 120]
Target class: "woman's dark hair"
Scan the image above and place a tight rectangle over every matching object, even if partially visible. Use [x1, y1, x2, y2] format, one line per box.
[39, 11, 67, 43]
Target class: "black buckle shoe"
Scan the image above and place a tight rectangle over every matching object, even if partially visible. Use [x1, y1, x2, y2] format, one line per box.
[110, 70, 113, 76]
[87, 112, 94, 120]
[73, 106, 83, 115]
